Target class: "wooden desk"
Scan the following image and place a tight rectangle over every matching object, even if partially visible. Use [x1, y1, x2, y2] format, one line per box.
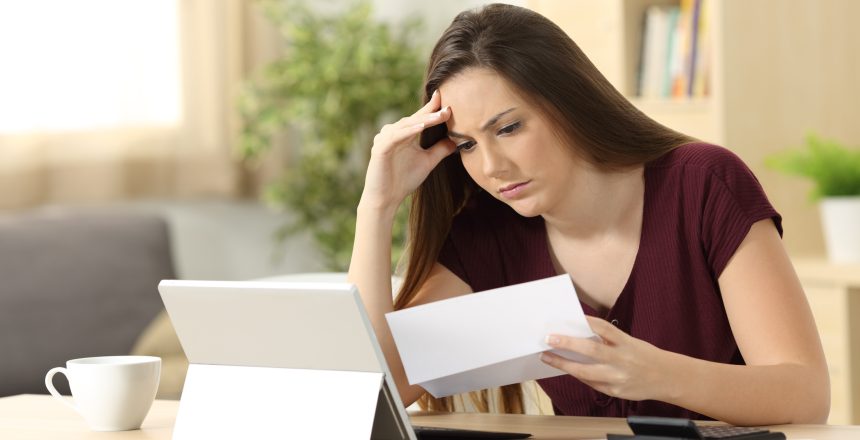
[793, 258, 860, 424]
[2, 394, 859, 439]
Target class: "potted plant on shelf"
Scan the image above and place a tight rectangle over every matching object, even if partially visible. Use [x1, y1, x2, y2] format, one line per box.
[238, 0, 425, 270]
[766, 134, 860, 263]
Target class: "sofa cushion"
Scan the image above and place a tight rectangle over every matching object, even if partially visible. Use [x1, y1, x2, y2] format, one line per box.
[131, 311, 187, 400]
[0, 209, 175, 396]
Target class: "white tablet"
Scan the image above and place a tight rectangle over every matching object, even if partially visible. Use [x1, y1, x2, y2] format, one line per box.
[158, 279, 413, 439]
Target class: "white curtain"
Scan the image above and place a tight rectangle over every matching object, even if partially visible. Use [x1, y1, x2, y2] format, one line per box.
[0, 0, 252, 209]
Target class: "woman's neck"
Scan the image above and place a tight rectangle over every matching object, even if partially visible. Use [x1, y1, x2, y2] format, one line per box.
[542, 164, 645, 240]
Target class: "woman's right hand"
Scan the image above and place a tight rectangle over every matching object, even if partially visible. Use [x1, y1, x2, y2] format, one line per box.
[361, 90, 456, 214]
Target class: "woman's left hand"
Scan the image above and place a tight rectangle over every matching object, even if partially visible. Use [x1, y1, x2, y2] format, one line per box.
[540, 316, 675, 402]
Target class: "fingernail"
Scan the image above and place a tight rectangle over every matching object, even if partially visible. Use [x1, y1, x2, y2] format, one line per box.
[540, 353, 551, 363]
[545, 335, 559, 346]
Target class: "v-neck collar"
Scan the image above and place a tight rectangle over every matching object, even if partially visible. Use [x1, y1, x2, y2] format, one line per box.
[536, 165, 650, 320]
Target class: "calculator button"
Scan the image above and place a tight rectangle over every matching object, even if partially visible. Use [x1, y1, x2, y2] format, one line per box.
[698, 425, 769, 439]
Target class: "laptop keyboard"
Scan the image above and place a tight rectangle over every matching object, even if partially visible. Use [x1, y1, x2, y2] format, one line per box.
[413, 425, 531, 439]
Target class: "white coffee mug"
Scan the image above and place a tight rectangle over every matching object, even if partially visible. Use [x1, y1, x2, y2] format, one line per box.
[45, 356, 161, 431]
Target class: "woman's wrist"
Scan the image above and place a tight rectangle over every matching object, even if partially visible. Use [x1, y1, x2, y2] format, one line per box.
[357, 194, 402, 222]
[652, 348, 697, 404]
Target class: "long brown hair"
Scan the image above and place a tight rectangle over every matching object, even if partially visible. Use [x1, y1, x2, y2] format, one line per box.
[394, 3, 692, 414]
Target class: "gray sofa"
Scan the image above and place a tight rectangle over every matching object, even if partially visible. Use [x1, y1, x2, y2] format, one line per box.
[0, 208, 175, 397]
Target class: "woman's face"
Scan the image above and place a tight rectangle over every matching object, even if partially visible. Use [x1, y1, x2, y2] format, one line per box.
[439, 68, 582, 218]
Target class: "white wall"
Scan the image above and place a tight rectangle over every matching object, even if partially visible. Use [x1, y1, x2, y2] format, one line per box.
[372, 0, 526, 48]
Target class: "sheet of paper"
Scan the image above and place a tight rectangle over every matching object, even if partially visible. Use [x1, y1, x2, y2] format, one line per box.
[385, 274, 597, 398]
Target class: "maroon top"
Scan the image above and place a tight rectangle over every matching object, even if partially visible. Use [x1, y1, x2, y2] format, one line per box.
[437, 143, 782, 419]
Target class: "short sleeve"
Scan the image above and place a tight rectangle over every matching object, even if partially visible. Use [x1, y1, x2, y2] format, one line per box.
[699, 148, 782, 278]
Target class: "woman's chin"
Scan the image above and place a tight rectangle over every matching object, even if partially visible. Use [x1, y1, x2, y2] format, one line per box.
[506, 201, 543, 218]
[488, 191, 544, 217]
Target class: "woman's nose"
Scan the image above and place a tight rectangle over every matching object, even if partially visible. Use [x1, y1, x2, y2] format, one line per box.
[480, 146, 510, 179]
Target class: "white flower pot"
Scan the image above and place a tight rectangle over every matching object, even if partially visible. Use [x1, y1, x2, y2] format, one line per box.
[820, 196, 860, 263]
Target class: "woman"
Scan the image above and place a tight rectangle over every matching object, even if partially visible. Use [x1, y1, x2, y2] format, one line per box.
[348, 3, 829, 425]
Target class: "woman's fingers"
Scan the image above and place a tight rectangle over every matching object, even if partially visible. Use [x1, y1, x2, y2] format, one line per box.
[543, 318, 630, 364]
[411, 106, 450, 131]
[412, 89, 442, 116]
[541, 319, 667, 402]
[379, 89, 448, 147]
[540, 351, 610, 383]
[546, 334, 608, 361]
[383, 107, 451, 147]
[585, 316, 626, 345]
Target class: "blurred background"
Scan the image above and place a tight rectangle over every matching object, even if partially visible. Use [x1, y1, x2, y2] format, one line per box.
[1, 0, 859, 423]
[0, 0, 515, 280]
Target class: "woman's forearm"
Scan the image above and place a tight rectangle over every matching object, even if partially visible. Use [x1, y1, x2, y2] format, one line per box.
[348, 200, 425, 406]
[544, 317, 830, 425]
[348, 200, 397, 315]
[659, 350, 830, 425]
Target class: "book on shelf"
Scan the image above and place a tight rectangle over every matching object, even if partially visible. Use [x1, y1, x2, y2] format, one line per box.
[638, 4, 674, 99]
[637, 0, 710, 100]
[691, 0, 711, 97]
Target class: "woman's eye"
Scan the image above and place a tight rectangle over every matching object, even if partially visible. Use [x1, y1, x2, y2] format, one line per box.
[456, 141, 477, 152]
[497, 121, 521, 136]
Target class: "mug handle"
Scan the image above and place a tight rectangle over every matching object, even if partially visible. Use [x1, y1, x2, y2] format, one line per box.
[45, 367, 78, 412]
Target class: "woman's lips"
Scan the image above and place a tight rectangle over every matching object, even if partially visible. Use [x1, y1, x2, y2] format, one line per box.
[499, 181, 530, 199]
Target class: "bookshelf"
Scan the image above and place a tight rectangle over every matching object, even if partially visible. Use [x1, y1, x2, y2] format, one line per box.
[527, 0, 860, 258]
[528, 0, 860, 424]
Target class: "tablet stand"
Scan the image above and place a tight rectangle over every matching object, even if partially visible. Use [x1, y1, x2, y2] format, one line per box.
[173, 363, 415, 439]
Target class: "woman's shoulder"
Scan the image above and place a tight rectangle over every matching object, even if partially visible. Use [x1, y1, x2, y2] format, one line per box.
[646, 141, 781, 229]
[648, 142, 758, 183]
[650, 142, 747, 170]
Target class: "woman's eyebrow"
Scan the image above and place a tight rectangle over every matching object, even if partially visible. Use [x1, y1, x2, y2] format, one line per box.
[447, 107, 517, 139]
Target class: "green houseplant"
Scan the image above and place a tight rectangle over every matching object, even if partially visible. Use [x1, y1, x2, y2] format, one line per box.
[766, 134, 860, 263]
[238, 0, 425, 270]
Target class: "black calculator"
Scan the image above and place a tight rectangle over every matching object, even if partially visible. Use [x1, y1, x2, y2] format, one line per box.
[606, 416, 786, 439]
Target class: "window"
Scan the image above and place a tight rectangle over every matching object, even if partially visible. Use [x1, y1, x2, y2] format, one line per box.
[0, 0, 181, 133]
